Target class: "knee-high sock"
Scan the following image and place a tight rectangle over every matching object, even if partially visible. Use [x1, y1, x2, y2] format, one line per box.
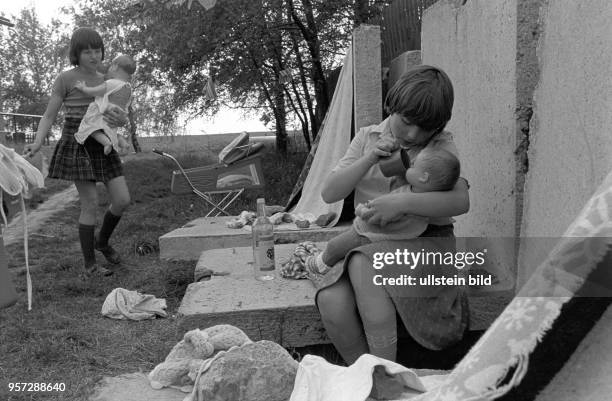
[364, 318, 398, 362]
[97, 210, 121, 246]
[79, 224, 96, 268]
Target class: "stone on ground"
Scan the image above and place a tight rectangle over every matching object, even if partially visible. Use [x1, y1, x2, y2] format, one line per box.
[196, 340, 298, 401]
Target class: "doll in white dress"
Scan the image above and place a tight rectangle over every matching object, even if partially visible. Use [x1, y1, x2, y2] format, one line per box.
[74, 55, 135, 155]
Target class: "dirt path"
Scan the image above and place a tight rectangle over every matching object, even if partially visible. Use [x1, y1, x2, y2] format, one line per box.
[3, 185, 79, 246]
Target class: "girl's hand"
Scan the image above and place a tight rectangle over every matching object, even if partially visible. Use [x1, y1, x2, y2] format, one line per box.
[102, 105, 128, 128]
[366, 136, 399, 164]
[23, 142, 42, 158]
[359, 194, 404, 227]
[74, 80, 86, 91]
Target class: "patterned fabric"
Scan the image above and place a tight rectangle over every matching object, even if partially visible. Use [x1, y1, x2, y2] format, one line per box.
[50, 68, 104, 118]
[403, 169, 612, 400]
[280, 241, 321, 279]
[314, 224, 470, 351]
[48, 113, 124, 183]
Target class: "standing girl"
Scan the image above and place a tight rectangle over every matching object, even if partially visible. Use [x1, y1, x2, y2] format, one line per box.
[24, 27, 130, 276]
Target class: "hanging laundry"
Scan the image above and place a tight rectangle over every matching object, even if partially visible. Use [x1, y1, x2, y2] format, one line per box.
[0, 144, 45, 311]
[204, 76, 217, 101]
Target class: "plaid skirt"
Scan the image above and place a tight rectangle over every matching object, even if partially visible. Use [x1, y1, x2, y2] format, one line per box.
[314, 224, 469, 351]
[48, 117, 123, 182]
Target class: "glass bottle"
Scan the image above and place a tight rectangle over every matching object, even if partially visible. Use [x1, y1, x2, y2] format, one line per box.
[252, 198, 275, 281]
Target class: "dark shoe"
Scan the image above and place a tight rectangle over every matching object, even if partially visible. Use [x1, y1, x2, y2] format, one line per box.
[85, 263, 114, 277]
[95, 236, 122, 265]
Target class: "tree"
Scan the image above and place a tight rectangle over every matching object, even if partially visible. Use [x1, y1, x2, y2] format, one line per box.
[72, 0, 388, 153]
[0, 8, 69, 134]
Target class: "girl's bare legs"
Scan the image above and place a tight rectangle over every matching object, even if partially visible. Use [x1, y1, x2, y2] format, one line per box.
[348, 252, 398, 362]
[95, 176, 131, 264]
[105, 176, 131, 216]
[317, 273, 369, 365]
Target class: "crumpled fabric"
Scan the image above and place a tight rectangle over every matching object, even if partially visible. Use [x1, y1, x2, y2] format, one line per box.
[0, 144, 45, 311]
[290, 354, 448, 401]
[101, 288, 168, 321]
[0, 144, 45, 198]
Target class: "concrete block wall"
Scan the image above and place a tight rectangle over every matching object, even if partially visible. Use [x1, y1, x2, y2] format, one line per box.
[420, 0, 612, 288]
[421, 0, 528, 281]
[353, 25, 382, 130]
[518, 0, 612, 284]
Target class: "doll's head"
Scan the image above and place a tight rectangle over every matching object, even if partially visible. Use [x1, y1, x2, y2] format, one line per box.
[404, 147, 460, 192]
[106, 55, 136, 80]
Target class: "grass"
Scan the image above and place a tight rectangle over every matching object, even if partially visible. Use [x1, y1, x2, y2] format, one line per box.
[1, 148, 344, 401]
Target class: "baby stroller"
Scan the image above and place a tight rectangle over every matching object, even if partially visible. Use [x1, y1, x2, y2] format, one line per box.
[154, 133, 265, 217]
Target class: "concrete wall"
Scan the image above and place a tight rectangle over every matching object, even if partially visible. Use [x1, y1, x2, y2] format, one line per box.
[421, 0, 612, 288]
[421, 0, 519, 238]
[353, 25, 382, 130]
[421, 0, 545, 283]
[518, 0, 612, 284]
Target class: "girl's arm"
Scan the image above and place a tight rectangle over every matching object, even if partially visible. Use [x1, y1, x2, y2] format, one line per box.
[361, 178, 470, 226]
[102, 104, 128, 128]
[321, 135, 397, 203]
[23, 95, 63, 158]
[321, 154, 378, 203]
[75, 80, 107, 97]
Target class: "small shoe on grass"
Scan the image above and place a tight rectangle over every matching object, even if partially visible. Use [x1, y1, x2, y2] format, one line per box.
[95, 240, 121, 265]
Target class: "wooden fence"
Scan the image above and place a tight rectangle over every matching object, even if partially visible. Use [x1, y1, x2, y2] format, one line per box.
[369, 0, 439, 66]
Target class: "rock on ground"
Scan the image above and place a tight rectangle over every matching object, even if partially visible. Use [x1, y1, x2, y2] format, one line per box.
[197, 340, 298, 401]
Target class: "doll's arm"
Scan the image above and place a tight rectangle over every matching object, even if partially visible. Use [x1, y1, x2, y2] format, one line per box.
[75, 80, 107, 97]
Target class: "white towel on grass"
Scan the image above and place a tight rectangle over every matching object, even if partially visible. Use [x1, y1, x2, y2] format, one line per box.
[102, 288, 168, 321]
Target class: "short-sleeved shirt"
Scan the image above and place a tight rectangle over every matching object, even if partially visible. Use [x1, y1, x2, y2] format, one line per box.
[51, 68, 105, 119]
[333, 117, 459, 226]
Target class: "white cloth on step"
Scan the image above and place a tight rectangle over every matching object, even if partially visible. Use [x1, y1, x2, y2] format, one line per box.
[101, 288, 168, 321]
[289, 354, 448, 401]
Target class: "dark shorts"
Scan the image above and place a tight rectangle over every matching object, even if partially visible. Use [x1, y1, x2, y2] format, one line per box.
[48, 117, 123, 183]
[315, 224, 469, 350]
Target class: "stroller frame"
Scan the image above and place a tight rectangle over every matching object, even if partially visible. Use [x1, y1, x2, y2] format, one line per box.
[154, 149, 265, 217]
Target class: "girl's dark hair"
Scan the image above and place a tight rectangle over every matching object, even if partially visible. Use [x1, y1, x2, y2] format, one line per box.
[69, 27, 104, 66]
[385, 65, 454, 134]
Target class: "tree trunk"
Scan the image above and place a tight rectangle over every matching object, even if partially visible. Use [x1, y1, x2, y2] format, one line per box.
[290, 0, 329, 138]
[128, 104, 142, 153]
[274, 89, 288, 154]
[286, 0, 317, 143]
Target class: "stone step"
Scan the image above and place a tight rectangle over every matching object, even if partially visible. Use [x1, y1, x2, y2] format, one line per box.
[159, 216, 350, 260]
[535, 305, 612, 401]
[177, 244, 513, 348]
[89, 372, 184, 401]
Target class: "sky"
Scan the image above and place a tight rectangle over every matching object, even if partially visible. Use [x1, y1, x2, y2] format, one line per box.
[0, 0, 270, 135]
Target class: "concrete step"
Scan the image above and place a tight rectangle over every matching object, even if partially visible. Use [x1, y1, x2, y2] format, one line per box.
[535, 305, 612, 401]
[89, 372, 184, 401]
[159, 216, 350, 260]
[177, 244, 513, 348]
